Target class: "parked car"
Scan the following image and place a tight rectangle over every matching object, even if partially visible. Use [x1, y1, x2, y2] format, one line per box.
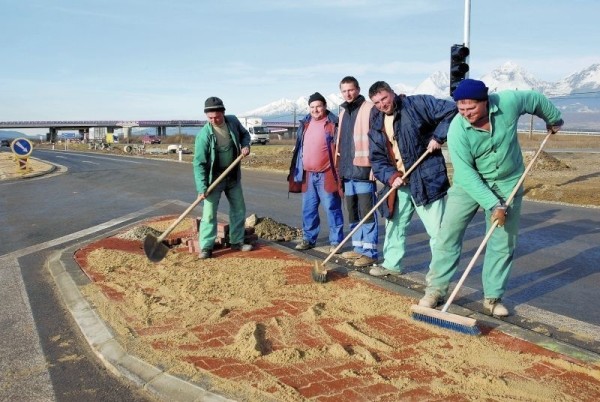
[142, 135, 161, 144]
[167, 144, 192, 154]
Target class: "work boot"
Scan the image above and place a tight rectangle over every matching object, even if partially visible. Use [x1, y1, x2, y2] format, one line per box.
[295, 240, 314, 250]
[341, 251, 362, 259]
[231, 243, 253, 252]
[483, 298, 509, 317]
[354, 256, 377, 267]
[199, 249, 212, 259]
[418, 292, 443, 308]
[369, 266, 402, 277]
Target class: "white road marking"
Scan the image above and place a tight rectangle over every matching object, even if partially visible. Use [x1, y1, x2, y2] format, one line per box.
[0, 258, 55, 401]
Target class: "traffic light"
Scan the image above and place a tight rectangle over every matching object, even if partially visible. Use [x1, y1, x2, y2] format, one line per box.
[450, 44, 470, 96]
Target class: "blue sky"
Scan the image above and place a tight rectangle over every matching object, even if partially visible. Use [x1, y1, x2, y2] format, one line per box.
[1, 0, 599, 124]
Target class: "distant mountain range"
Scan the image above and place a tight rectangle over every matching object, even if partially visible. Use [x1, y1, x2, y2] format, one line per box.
[0, 130, 32, 140]
[242, 62, 600, 131]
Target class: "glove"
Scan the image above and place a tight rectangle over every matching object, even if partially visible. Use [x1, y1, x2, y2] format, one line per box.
[491, 204, 507, 227]
[546, 119, 564, 134]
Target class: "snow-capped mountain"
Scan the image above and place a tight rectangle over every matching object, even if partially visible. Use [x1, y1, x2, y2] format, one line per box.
[244, 93, 345, 119]
[411, 71, 450, 98]
[479, 61, 549, 93]
[547, 63, 600, 97]
[242, 62, 600, 130]
[392, 82, 415, 95]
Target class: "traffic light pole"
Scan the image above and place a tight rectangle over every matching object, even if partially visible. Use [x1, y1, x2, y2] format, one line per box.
[463, 0, 471, 78]
[450, 0, 472, 96]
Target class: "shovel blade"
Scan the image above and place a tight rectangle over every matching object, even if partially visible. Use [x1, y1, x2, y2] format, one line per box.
[144, 234, 170, 263]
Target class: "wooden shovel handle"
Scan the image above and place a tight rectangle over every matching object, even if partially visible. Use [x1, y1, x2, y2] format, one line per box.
[156, 153, 245, 243]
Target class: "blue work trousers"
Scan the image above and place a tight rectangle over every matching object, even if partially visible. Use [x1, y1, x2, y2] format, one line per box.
[301, 172, 344, 246]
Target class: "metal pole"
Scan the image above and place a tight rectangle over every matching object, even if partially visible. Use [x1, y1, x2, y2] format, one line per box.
[293, 107, 297, 140]
[464, 0, 471, 78]
[529, 114, 534, 140]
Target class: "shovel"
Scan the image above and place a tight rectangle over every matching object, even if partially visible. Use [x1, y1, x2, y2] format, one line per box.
[144, 154, 245, 262]
[311, 149, 431, 283]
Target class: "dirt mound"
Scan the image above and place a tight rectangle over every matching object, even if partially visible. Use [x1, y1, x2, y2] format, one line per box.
[114, 225, 162, 240]
[247, 214, 302, 241]
[524, 150, 570, 171]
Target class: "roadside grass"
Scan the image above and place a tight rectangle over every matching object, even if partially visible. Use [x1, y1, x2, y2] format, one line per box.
[517, 132, 600, 149]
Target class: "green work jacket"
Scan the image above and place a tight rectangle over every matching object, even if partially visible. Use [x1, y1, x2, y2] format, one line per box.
[447, 90, 562, 210]
[193, 115, 250, 195]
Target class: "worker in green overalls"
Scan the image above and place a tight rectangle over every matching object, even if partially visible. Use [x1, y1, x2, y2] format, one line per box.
[193, 97, 252, 259]
[419, 79, 563, 317]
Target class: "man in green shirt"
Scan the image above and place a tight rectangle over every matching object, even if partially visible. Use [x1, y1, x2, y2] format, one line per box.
[193, 97, 252, 259]
[419, 79, 563, 317]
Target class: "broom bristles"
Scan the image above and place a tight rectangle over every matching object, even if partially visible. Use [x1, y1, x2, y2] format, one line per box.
[410, 305, 481, 336]
[311, 261, 328, 283]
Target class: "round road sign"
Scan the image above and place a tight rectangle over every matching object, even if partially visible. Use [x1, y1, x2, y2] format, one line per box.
[11, 138, 33, 157]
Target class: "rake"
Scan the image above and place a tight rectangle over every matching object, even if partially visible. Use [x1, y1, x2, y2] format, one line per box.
[411, 132, 553, 335]
[311, 150, 431, 282]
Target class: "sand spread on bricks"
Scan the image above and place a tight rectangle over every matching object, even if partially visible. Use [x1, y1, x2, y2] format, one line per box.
[78, 218, 600, 401]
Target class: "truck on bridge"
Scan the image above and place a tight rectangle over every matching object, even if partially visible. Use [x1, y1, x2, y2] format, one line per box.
[238, 117, 270, 145]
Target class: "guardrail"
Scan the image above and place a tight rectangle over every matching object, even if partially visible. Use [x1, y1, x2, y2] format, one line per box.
[521, 129, 600, 136]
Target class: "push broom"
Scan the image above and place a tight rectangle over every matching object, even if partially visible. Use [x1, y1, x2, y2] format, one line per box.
[411, 132, 553, 335]
[312, 149, 431, 283]
[144, 154, 244, 262]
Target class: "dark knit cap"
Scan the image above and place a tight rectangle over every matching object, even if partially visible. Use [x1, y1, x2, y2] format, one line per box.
[452, 79, 489, 101]
[308, 92, 327, 105]
[204, 96, 226, 113]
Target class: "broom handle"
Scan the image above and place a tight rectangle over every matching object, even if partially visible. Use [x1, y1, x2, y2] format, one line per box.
[156, 153, 245, 243]
[322, 149, 431, 265]
[441, 132, 552, 312]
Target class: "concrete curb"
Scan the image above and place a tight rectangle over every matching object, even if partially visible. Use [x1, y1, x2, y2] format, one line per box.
[46, 247, 234, 402]
[0, 155, 57, 182]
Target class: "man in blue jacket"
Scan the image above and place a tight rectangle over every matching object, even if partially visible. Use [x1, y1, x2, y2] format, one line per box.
[368, 81, 457, 277]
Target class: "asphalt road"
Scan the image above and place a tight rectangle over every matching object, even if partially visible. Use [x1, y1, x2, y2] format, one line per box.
[1, 148, 599, 400]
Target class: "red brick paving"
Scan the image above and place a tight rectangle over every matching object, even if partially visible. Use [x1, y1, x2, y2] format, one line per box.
[75, 217, 600, 401]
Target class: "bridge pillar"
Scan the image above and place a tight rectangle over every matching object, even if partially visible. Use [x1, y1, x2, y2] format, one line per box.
[122, 126, 132, 142]
[47, 127, 58, 143]
[158, 126, 167, 137]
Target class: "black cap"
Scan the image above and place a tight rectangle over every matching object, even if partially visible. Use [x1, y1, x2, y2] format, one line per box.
[204, 96, 226, 113]
[308, 92, 326, 105]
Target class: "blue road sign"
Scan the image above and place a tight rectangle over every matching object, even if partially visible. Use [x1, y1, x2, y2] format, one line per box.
[11, 138, 33, 157]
